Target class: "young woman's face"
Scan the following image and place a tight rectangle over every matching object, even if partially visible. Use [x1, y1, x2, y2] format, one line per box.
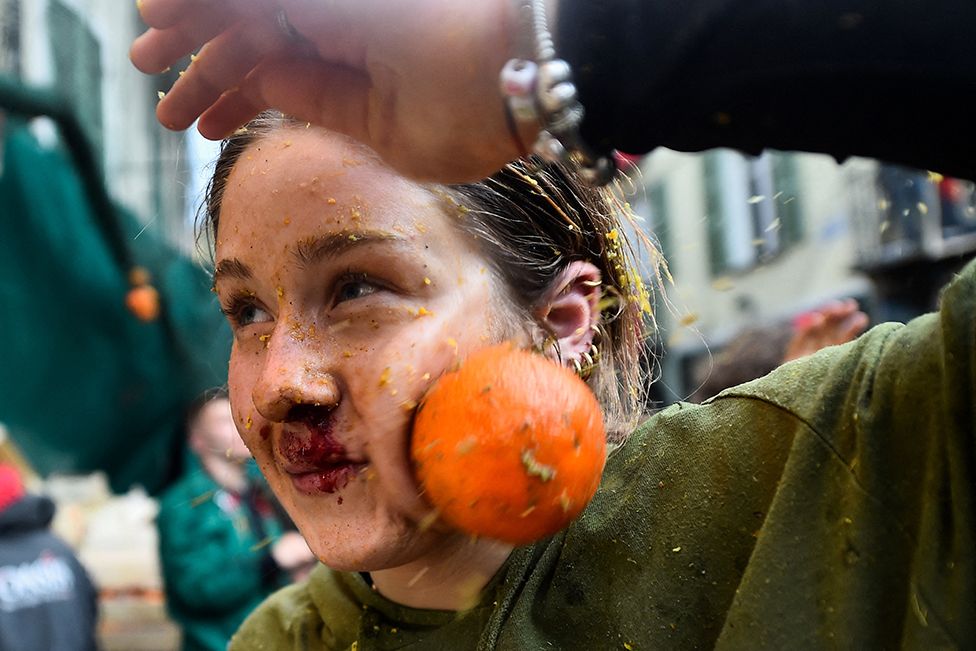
[214, 128, 516, 572]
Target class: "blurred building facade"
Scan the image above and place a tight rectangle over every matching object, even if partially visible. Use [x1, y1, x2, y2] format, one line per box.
[0, 0, 198, 253]
[634, 149, 976, 404]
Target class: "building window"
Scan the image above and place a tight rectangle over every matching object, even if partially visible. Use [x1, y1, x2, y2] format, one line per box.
[703, 149, 804, 276]
[770, 151, 804, 247]
[48, 1, 102, 153]
[0, 0, 20, 77]
[938, 176, 976, 238]
[869, 164, 976, 262]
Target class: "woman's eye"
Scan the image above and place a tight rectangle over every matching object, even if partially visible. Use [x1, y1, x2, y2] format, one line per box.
[335, 275, 379, 304]
[237, 304, 272, 326]
[222, 299, 272, 327]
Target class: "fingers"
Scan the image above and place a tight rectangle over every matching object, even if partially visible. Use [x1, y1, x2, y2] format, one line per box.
[834, 310, 870, 342]
[782, 315, 824, 362]
[131, 1, 238, 73]
[784, 299, 869, 362]
[155, 20, 296, 130]
[196, 55, 371, 144]
[137, 0, 271, 29]
[137, 0, 210, 30]
[131, 0, 278, 73]
[814, 299, 869, 344]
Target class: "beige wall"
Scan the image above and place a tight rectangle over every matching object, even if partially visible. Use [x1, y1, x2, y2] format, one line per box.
[625, 149, 883, 401]
[635, 149, 875, 348]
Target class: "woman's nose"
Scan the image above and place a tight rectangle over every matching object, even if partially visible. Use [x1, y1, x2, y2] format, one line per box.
[251, 332, 340, 422]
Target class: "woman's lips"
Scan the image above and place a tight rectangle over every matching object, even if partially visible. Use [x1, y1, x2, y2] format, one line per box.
[279, 427, 347, 467]
[276, 410, 365, 495]
[288, 463, 365, 495]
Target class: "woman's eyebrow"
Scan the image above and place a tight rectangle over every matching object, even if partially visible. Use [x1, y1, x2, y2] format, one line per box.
[292, 230, 406, 267]
[212, 230, 408, 290]
[212, 258, 253, 289]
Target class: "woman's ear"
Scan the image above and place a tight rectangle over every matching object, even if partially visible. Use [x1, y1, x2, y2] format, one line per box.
[535, 261, 602, 367]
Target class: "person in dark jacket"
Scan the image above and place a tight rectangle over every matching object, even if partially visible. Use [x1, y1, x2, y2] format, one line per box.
[0, 463, 99, 651]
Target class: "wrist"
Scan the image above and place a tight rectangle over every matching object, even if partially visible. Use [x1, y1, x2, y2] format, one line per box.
[500, 0, 542, 158]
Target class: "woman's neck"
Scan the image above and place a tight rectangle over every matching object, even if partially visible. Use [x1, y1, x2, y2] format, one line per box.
[369, 534, 513, 611]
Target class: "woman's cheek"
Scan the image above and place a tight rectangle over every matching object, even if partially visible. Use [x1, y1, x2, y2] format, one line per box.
[340, 331, 454, 438]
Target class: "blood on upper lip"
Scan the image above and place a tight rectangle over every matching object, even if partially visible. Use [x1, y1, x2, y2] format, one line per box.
[278, 405, 348, 469]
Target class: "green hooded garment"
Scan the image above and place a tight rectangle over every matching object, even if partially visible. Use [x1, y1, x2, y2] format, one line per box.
[0, 98, 230, 493]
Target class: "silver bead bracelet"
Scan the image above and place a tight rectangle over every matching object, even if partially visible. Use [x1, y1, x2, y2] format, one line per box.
[500, 0, 616, 185]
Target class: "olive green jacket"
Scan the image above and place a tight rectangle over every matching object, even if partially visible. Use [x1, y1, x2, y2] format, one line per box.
[230, 260, 975, 649]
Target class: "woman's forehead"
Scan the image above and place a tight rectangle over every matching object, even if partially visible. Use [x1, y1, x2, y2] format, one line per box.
[211, 128, 496, 295]
[217, 129, 444, 249]
[260, 128, 374, 170]
[225, 129, 411, 211]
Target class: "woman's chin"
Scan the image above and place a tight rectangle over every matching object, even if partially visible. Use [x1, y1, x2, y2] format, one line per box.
[305, 523, 438, 573]
[289, 498, 438, 573]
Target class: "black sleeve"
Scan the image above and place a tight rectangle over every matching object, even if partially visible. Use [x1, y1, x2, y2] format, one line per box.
[558, 0, 976, 180]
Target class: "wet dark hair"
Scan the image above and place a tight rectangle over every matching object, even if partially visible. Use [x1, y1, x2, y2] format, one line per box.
[202, 112, 659, 442]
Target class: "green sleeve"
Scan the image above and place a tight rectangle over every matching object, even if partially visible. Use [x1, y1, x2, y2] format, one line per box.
[712, 258, 976, 645]
[230, 583, 313, 651]
[157, 474, 273, 614]
[483, 261, 975, 649]
[719, 259, 974, 533]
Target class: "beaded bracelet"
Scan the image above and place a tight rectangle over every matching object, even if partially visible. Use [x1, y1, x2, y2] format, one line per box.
[500, 0, 616, 185]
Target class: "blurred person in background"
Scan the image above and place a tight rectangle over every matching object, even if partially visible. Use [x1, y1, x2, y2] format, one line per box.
[156, 388, 316, 651]
[691, 300, 869, 402]
[0, 463, 98, 651]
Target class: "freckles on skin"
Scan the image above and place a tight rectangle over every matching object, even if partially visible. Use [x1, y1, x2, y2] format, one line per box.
[361, 292, 496, 413]
[341, 259, 495, 437]
[233, 406, 254, 432]
[286, 316, 317, 342]
[248, 142, 379, 218]
[217, 128, 522, 573]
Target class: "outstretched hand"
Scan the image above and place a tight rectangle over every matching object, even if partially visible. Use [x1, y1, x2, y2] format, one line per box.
[130, 0, 527, 182]
[783, 299, 869, 363]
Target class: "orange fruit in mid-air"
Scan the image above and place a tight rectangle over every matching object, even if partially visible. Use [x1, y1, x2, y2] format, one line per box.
[411, 343, 606, 545]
